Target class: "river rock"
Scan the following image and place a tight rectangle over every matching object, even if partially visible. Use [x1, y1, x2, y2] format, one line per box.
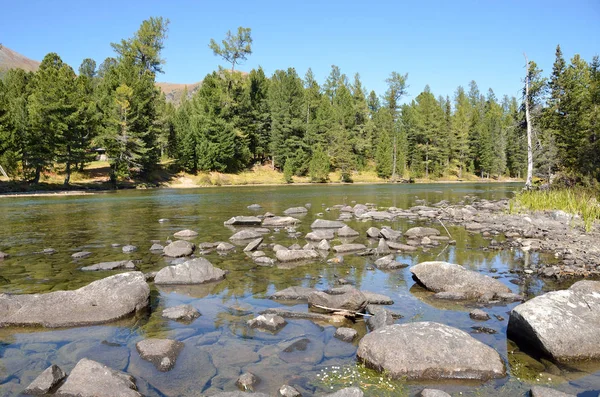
[122, 245, 137, 253]
[410, 261, 512, 299]
[230, 229, 263, 241]
[247, 314, 287, 332]
[162, 304, 200, 322]
[173, 229, 198, 238]
[338, 225, 359, 237]
[154, 258, 226, 285]
[211, 392, 269, 397]
[224, 216, 262, 226]
[283, 207, 308, 215]
[333, 244, 366, 253]
[55, 358, 141, 397]
[366, 227, 380, 238]
[71, 251, 91, 259]
[404, 227, 441, 238]
[530, 386, 576, 397]
[386, 241, 418, 252]
[470, 309, 490, 321]
[359, 211, 395, 220]
[374, 254, 407, 270]
[357, 322, 505, 380]
[254, 256, 275, 266]
[308, 289, 367, 312]
[419, 389, 451, 397]
[247, 203, 262, 210]
[136, 338, 184, 372]
[276, 249, 319, 262]
[507, 280, 600, 361]
[325, 388, 363, 397]
[0, 272, 149, 327]
[24, 364, 67, 395]
[311, 219, 346, 229]
[216, 242, 236, 251]
[305, 229, 335, 240]
[366, 309, 395, 330]
[363, 291, 394, 305]
[163, 240, 195, 257]
[243, 237, 263, 252]
[0, 251, 9, 259]
[81, 260, 137, 272]
[334, 327, 358, 342]
[149, 243, 164, 251]
[262, 216, 301, 226]
[279, 384, 302, 397]
[236, 372, 259, 392]
[271, 286, 317, 301]
[380, 227, 402, 241]
[317, 239, 331, 251]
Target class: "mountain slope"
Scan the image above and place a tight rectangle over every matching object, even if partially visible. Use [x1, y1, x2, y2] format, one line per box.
[0, 45, 40, 76]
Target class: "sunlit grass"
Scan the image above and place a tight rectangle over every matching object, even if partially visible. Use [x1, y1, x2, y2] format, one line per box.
[510, 189, 600, 232]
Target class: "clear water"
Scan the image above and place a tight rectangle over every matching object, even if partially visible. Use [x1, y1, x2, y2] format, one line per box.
[0, 183, 598, 396]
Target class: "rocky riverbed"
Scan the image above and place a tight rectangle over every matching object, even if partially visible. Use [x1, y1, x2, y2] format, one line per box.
[0, 184, 598, 396]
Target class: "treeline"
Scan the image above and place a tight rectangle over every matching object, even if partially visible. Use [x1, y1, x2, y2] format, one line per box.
[0, 18, 597, 186]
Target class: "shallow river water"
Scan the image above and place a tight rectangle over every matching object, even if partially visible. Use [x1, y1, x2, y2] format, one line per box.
[0, 183, 598, 396]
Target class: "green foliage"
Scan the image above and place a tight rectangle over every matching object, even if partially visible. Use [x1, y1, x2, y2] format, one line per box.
[209, 27, 252, 72]
[283, 157, 293, 183]
[375, 128, 392, 178]
[309, 145, 330, 182]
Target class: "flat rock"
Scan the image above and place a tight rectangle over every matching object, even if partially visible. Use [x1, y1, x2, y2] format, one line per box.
[283, 206, 308, 215]
[366, 309, 396, 331]
[508, 280, 600, 361]
[363, 291, 393, 305]
[243, 237, 263, 252]
[324, 388, 364, 397]
[122, 245, 137, 253]
[247, 204, 262, 210]
[419, 389, 451, 397]
[173, 229, 198, 238]
[224, 216, 262, 226]
[276, 249, 319, 262]
[359, 211, 395, 220]
[308, 289, 367, 312]
[149, 243, 164, 251]
[136, 338, 184, 372]
[71, 251, 91, 259]
[374, 254, 407, 270]
[163, 240, 195, 257]
[305, 229, 335, 240]
[247, 314, 287, 332]
[334, 327, 358, 342]
[230, 229, 263, 241]
[81, 260, 136, 271]
[386, 241, 418, 252]
[410, 261, 511, 299]
[254, 256, 275, 266]
[211, 392, 269, 397]
[262, 216, 301, 227]
[333, 244, 366, 253]
[357, 322, 505, 380]
[379, 227, 402, 241]
[154, 258, 226, 285]
[311, 219, 346, 229]
[216, 242, 236, 251]
[24, 364, 67, 395]
[338, 225, 359, 237]
[530, 386, 576, 397]
[162, 304, 200, 322]
[55, 358, 141, 397]
[470, 309, 490, 321]
[271, 286, 317, 301]
[404, 227, 441, 238]
[0, 272, 149, 327]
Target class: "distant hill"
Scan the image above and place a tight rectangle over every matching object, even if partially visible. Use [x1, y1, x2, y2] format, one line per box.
[156, 81, 201, 106]
[0, 45, 40, 77]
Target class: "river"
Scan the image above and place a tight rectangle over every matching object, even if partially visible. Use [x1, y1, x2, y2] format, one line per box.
[0, 183, 598, 396]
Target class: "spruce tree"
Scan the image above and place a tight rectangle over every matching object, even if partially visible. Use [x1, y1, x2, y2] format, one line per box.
[309, 145, 330, 182]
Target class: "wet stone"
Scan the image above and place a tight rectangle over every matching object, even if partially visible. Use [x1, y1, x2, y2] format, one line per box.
[162, 304, 201, 322]
[24, 364, 67, 395]
[236, 372, 259, 391]
[469, 309, 490, 321]
[136, 338, 184, 372]
[334, 327, 357, 342]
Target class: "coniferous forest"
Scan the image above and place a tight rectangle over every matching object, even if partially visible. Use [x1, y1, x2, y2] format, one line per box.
[1, 18, 599, 187]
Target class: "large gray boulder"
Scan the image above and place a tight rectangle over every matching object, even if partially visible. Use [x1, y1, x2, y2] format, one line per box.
[0, 272, 149, 328]
[55, 358, 141, 397]
[404, 227, 440, 238]
[308, 289, 367, 312]
[262, 216, 301, 227]
[224, 216, 261, 226]
[311, 219, 346, 229]
[410, 261, 511, 299]
[81, 260, 136, 271]
[508, 280, 600, 361]
[154, 258, 226, 285]
[163, 240, 195, 257]
[136, 338, 184, 372]
[357, 322, 505, 380]
[276, 249, 319, 262]
[24, 365, 67, 395]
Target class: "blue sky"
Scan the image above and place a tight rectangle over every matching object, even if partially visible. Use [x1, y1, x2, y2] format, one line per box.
[1, 0, 599, 102]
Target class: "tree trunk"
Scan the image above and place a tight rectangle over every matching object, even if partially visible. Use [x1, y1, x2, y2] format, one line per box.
[524, 54, 534, 190]
[33, 166, 41, 184]
[64, 162, 71, 185]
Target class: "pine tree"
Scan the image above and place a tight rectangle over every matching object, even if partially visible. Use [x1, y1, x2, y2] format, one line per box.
[451, 86, 470, 178]
[209, 27, 252, 72]
[247, 67, 271, 162]
[309, 145, 330, 182]
[375, 126, 393, 178]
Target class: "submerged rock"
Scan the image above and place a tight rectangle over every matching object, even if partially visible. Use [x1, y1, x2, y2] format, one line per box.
[419, 390, 451, 397]
[311, 219, 346, 229]
[357, 322, 505, 380]
[508, 280, 600, 361]
[247, 314, 287, 332]
[81, 260, 136, 271]
[237, 372, 259, 392]
[404, 227, 440, 238]
[122, 245, 137, 253]
[279, 384, 302, 397]
[173, 229, 198, 238]
[271, 286, 317, 301]
[410, 261, 511, 299]
[230, 229, 263, 241]
[324, 388, 364, 397]
[136, 338, 184, 372]
[333, 244, 367, 253]
[283, 207, 308, 215]
[55, 358, 141, 397]
[71, 251, 91, 259]
[305, 229, 335, 241]
[530, 386, 576, 397]
[338, 225, 359, 237]
[163, 240, 195, 257]
[334, 327, 358, 342]
[154, 258, 226, 285]
[162, 304, 200, 322]
[224, 216, 262, 226]
[262, 216, 301, 227]
[0, 272, 149, 328]
[216, 242, 236, 251]
[24, 365, 66, 395]
[308, 289, 367, 312]
[276, 249, 319, 262]
[469, 309, 490, 321]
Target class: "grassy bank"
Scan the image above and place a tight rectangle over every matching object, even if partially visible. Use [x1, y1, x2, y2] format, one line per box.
[510, 189, 600, 232]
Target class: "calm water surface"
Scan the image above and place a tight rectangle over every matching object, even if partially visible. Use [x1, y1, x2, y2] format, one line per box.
[0, 183, 598, 396]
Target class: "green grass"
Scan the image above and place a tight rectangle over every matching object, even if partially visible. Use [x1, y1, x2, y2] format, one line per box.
[510, 188, 600, 232]
[312, 363, 408, 396]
